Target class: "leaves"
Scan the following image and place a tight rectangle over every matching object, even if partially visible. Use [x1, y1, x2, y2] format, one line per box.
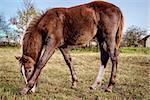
[12, 0, 38, 34]
[124, 25, 147, 47]
[0, 15, 9, 33]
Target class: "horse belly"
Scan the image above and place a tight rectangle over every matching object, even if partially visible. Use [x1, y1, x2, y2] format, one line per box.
[64, 7, 98, 45]
[76, 31, 97, 45]
[67, 26, 97, 45]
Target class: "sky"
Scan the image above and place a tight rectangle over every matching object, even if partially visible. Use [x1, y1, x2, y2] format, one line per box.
[0, 0, 149, 34]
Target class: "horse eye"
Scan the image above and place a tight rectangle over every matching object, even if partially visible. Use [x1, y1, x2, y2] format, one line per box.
[28, 70, 31, 72]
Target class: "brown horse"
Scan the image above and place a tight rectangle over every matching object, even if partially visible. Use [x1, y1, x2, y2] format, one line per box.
[16, 1, 124, 95]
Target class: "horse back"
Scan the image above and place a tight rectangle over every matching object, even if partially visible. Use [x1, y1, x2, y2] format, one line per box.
[38, 1, 123, 46]
[62, 1, 122, 45]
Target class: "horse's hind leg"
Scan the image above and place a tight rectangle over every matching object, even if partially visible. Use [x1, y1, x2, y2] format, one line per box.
[105, 36, 118, 92]
[105, 49, 118, 92]
[90, 42, 109, 90]
[59, 47, 78, 88]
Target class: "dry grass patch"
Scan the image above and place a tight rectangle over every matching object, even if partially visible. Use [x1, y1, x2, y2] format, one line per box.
[0, 47, 149, 99]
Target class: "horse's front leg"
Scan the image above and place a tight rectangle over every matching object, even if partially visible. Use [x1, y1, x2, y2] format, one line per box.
[20, 37, 59, 95]
[20, 82, 37, 94]
[30, 82, 37, 93]
[59, 47, 78, 88]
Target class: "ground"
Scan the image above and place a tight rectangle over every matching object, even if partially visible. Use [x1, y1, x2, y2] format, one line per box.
[0, 47, 149, 100]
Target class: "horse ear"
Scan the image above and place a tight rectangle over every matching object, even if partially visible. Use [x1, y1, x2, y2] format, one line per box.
[15, 56, 21, 60]
[22, 55, 29, 62]
[23, 55, 35, 64]
[15, 56, 23, 64]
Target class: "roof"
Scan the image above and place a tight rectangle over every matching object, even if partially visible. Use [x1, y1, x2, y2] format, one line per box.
[142, 35, 150, 41]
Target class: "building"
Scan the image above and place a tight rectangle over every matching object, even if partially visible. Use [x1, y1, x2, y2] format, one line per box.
[0, 37, 20, 46]
[138, 35, 150, 47]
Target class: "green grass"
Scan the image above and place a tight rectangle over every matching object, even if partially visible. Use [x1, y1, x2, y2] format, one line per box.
[70, 47, 150, 54]
[120, 47, 150, 54]
[70, 47, 99, 53]
[0, 47, 149, 99]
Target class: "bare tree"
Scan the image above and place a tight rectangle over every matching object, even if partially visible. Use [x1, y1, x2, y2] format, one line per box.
[0, 14, 12, 44]
[11, 0, 38, 35]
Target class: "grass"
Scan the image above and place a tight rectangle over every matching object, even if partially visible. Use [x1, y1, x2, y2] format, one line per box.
[0, 47, 149, 99]
[120, 47, 150, 54]
[71, 47, 150, 54]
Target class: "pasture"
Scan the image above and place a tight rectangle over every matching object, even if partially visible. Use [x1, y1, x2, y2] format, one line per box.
[0, 47, 149, 99]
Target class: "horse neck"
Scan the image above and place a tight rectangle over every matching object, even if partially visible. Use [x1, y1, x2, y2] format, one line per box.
[23, 31, 43, 63]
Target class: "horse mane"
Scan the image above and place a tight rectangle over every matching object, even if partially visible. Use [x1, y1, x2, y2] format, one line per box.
[22, 12, 45, 61]
[25, 13, 43, 34]
[22, 13, 43, 45]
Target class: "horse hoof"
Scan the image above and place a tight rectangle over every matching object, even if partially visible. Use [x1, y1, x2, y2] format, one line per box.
[31, 85, 36, 93]
[71, 85, 77, 89]
[105, 88, 112, 92]
[19, 88, 29, 95]
[31, 89, 35, 93]
[71, 82, 77, 89]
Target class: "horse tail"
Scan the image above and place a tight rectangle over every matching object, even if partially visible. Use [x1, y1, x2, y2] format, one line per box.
[115, 12, 124, 49]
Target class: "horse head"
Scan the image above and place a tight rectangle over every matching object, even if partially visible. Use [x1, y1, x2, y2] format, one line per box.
[16, 55, 35, 84]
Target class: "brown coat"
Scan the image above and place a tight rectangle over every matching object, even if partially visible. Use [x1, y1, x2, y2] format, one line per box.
[18, 1, 124, 95]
